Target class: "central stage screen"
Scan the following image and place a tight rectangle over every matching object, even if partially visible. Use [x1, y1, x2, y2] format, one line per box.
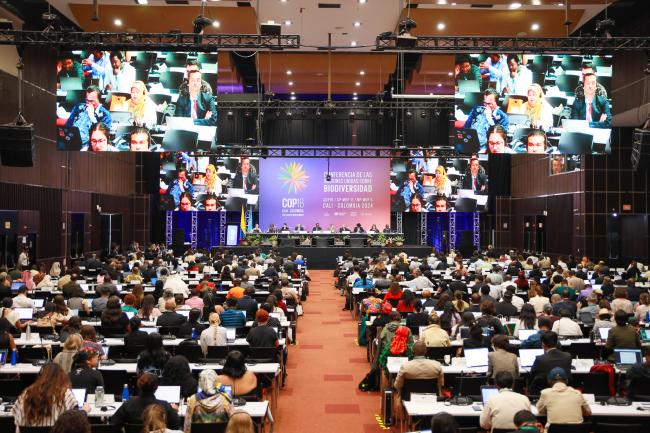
[259, 158, 390, 231]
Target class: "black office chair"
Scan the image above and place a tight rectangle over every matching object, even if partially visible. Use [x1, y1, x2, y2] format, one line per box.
[457, 427, 477, 433]
[158, 70, 184, 91]
[454, 375, 488, 400]
[164, 52, 188, 68]
[90, 425, 121, 433]
[462, 92, 484, 112]
[558, 132, 593, 154]
[425, 346, 454, 362]
[205, 345, 229, 360]
[99, 369, 129, 395]
[545, 96, 568, 109]
[400, 378, 438, 401]
[197, 53, 218, 66]
[175, 342, 203, 362]
[18, 347, 48, 363]
[123, 345, 145, 359]
[628, 376, 650, 401]
[202, 72, 218, 92]
[454, 197, 478, 213]
[124, 424, 144, 433]
[248, 347, 279, 363]
[560, 56, 583, 71]
[580, 372, 611, 400]
[594, 423, 641, 433]
[0, 378, 24, 399]
[190, 422, 228, 433]
[555, 74, 580, 95]
[17, 427, 51, 433]
[547, 423, 592, 433]
[149, 93, 172, 106]
[161, 129, 199, 152]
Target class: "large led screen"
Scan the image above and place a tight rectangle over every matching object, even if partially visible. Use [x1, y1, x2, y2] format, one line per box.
[56, 51, 217, 152]
[452, 54, 613, 154]
[159, 153, 258, 212]
[258, 158, 390, 232]
[390, 154, 489, 213]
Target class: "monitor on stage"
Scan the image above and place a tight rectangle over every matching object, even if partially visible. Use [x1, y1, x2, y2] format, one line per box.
[258, 158, 390, 231]
[56, 50, 218, 152]
[390, 154, 489, 213]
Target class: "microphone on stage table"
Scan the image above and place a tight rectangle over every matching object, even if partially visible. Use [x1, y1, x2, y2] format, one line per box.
[448, 370, 473, 405]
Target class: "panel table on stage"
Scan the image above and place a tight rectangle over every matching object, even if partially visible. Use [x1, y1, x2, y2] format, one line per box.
[253, 231, 404, 247]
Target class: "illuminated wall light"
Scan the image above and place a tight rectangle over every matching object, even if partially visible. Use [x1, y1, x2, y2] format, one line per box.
[355, 81, 361, 86]
[437, 83, 442, 87]
[284, 20, 292, 26]
[437, 22, 446, 30]
[290, 96, 296, 100]
[447, 71, 453, 76]
[359, 70, 365, 75]
[509, 2, 522, 9]
[353, 21, 361, 28]
[286, 70, 292, 75]
[531, 23, 540, 31]
[437, 0, 447, 4]
[358, 0, 367, 4]
[212, 21, 220, 28]
[288, 81, 294, 86]
[114, 18, 123, 26]
[350, 41, 357, 47]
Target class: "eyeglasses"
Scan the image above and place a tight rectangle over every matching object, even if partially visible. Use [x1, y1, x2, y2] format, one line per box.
[90, 138, 107, 145]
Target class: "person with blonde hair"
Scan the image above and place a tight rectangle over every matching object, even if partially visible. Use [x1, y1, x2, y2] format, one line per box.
[143, 403, 183, 433]
[199, 312, 227, 356]
[519, 83, 554, 131]
[225, 410, 255, 433]
[49, 261, 62, 278]
[204, 164, 226, 195]
[183, 369, 233, 432]
[128, 80, 158, 128]
[53, 333, 84, 373]
[432, 165, 452, 197]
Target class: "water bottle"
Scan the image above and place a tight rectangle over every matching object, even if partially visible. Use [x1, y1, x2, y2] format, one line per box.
[26, 323, 31, 341]
[121, 384, 130, 402]
[95, 386, 104, 406]
[645, 310, 649, 324]
[10, 349, 17, 366]
[191, 327, 196, 340]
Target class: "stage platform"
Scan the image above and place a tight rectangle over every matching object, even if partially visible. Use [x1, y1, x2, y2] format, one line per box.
[225, 245, 432, 269]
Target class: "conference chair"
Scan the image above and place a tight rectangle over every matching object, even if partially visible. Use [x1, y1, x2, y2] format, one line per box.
[595, 423, 641, 433]
[462, 92, 484, 112]
[0, 378, 24, 399]
[158, 70, 184, 92]
[454, 375, 488, 400]
[161, 128, 199, 152]
[205, 345, 229, 360]
[506, 113, 529, 128]
[175, 341, 203, 362]
[149, 93, 173, 106]
[554, 74, 580, 95]
[131, 52, 157, 71]
[197, 53, 218, 66]
[248, 347, 279, 363]
[454, 197, 478, 213]
[400, 378, 439, 401]
[425, 346, 454, 362]
[560, 56, 582, 71]
[124, 424, 144, 433]
[164, 52, 188, 68]
[628, 376, 650, 401]
[18, 347, 47, 363]
[458, 428, 478, 433]
[547, 423, 592, 433]
[190, 423, 228, 433]
[17, 427, 51, 433]
[202, 72, 218, 92]
[90, 425, 121, 433]
[122, 345, 145, 359]
[99, 369, 129, 396]
[567, 341, 597, 359]
[545, 96, 568, 110]
[580, 372, 611, 400]
[558, 132, 593, 154]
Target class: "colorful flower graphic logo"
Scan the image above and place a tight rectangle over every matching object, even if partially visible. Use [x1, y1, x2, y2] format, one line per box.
[278, 161, 309, 194]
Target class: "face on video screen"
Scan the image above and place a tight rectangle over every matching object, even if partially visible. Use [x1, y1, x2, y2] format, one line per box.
[452, 53, 613, 155]
[56, 50, 218, 152]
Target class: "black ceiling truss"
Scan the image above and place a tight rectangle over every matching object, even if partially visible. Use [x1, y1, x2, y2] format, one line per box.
[375, 35, 650, 53]
[217, 99, 455, 110]
[194, 146, 461, 159]
[0, 30, 301, 51]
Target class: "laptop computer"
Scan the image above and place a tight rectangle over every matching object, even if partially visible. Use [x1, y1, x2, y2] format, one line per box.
[450, 128, 481, 154]
[614, 349, 642, 366]
[140, 327, 158, 334]
[154, 386, 181, 404]
[480, 386, 499, 403]
[32, 299, 44, 309]
[598, 327, 611, 341]
[464, 348, 489, 370]
[60, 77, 84, 91]
[57, 126, 83, 151]
[517, 329, 537, 341]
[14, 308, 34, 321]
[226, 328, 236, 344]
[457, 80, 481, 94]
[10, 281, 24, 292]
[561, 118, 590, 132]
[71, 388, 86, 409]
[519, 349, 544, 368]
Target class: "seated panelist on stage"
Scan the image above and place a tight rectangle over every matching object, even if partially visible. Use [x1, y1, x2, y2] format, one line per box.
[280, 223, 290, 232]
[267, 223, 277, 233]
[434, 195, 449, 213]
[462, 157, 488, 194]
[327, 223, 336, 232]
[250, 224, 262, 234]
[294, 224, 306, 232]
[353, 223, 365, 233]
[312, 223, 322, 232]
[383, 224, 392, 233]
[339, 224, 351, 233]
[369, 224, 379, 233]
[174, 70, 217, 126]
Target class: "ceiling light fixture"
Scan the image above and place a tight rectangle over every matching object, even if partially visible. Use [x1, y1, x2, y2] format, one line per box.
[114, 18, 123, 26]
[288, 81, 294, 86]
[531, 0, 541, 5]
[355, 81, 361, 86]
[509, 2, 522, 9]
[284, 20, 292, 26]
[286, 70, 292, 75]
[437, 22, 445, 30]
[448, 71, 453, 76]
[212, 20, 220, 28]
[531, 23, 540, 31]
[437, 0, 447, 4]
[135, 0, 148, 5]
[290, 91, 295, 95]
[353, 92, 358, 96]
[358, 0, 367, 4]
[353, 21, 361, 27]
[290, 96, 296, 100]
[350, 41, 357, 46]
[359, 70, 365, 75]
[437, 83, 442, 87]
[352, 96, 358, 101]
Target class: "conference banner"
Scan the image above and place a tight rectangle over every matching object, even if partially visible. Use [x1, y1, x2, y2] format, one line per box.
[259, 158, 390, 231]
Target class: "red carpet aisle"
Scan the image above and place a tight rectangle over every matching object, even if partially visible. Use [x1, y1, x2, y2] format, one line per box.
[273, 270, 388, 433]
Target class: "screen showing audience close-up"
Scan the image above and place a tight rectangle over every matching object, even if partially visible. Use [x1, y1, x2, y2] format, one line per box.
[452, 53, 613, 154]
[159, 152, 259, 211]
[390, 154, 489, 213]
[56, 50, 218, 152]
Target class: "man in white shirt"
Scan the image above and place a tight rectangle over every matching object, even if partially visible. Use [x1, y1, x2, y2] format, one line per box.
[551, 309, 583, 337]
[105, 51, 136, 93]
[480, 371, 531, 432]
[12, 286, 33, 308]
[163, 272, 189, 298]
[18, 248, 29, 268]
[409, 270, 434, 290]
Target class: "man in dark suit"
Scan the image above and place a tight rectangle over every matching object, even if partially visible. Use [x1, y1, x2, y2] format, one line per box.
[570, 73, 611, 128]
[237, 287, 258, 319]
[156, 299, 187, 327]
[124, 317, 149, 348]
[174, 70, 217, 126]
[461, 157, 488, 194]
[232, 156, 258, 194]
[530, 331, 572, 393]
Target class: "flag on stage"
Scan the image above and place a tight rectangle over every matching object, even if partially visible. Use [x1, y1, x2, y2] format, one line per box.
[239, 205, 247, 238]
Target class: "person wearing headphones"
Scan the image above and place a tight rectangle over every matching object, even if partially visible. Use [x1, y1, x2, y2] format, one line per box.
[129, 126, 153, 151]
[526, 129, 548, 154]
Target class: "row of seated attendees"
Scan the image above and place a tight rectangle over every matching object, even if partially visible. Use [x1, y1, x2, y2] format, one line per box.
[337, 248, 650, 431]
[0, 244, 309, 432]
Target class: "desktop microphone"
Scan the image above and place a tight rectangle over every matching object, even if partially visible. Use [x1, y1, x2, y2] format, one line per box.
[231, 382, 246, 407]
[607, 370, 631, 406]
[448, 371, 473, 405]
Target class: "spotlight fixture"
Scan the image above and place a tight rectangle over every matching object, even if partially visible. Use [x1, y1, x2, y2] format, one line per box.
[355, 81, 361, 86]
[193, 0, 213, 35]
[353, 21, 361, 27]
[212, 21, 220, 28]
[420, 111, 427, 119]
[227, 110, 233, 117]
[288, 81, 294, 86]
[509, 2, 522, 9]
[358, 0, 367, 4]
[437, 22, 445, 30]
[397, 17, 417, 47]
[284, 20, 292, 26]
[286, 70, 292, 75]
[359, 70, 365, 75]
[406, 110, 412, 117]
[351, 41, 357, 47]
[349, 110, 356, 118]
[595, 18, 616, 38]
[135, 0, 149, 4]
[290, 96, 296, 100]
[398, 17, 417, 35]
[114, 18, 123, 26]
[352, 96, 358, 101]
[530, 23, 540, 31]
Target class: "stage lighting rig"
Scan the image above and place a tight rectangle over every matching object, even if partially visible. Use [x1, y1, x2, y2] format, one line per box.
[397, 17, 417, 48]
[595, 18, 615, 38]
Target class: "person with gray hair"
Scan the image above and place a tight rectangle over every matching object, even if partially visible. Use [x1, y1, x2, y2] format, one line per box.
[183, 369, 233, 432]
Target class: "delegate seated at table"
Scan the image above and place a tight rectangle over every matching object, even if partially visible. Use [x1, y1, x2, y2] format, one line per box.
[570, 73, 612, 128]
[175, 70, 217, 126]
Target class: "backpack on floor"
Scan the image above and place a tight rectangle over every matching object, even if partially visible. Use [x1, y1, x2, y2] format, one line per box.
[358, 367, 380, 392]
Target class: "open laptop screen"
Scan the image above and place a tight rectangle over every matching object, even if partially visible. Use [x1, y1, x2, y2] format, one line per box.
[464, 348, 489, 368]
[154, 386, 181, 403]
[614, 349, 642, 365]
[519, 349, 544, 368]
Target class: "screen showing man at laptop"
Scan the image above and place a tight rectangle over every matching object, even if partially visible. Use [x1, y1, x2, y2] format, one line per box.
[452, 53, 613, 155]
[159, 153, 260, 212]
[56, 51, 218, 152]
